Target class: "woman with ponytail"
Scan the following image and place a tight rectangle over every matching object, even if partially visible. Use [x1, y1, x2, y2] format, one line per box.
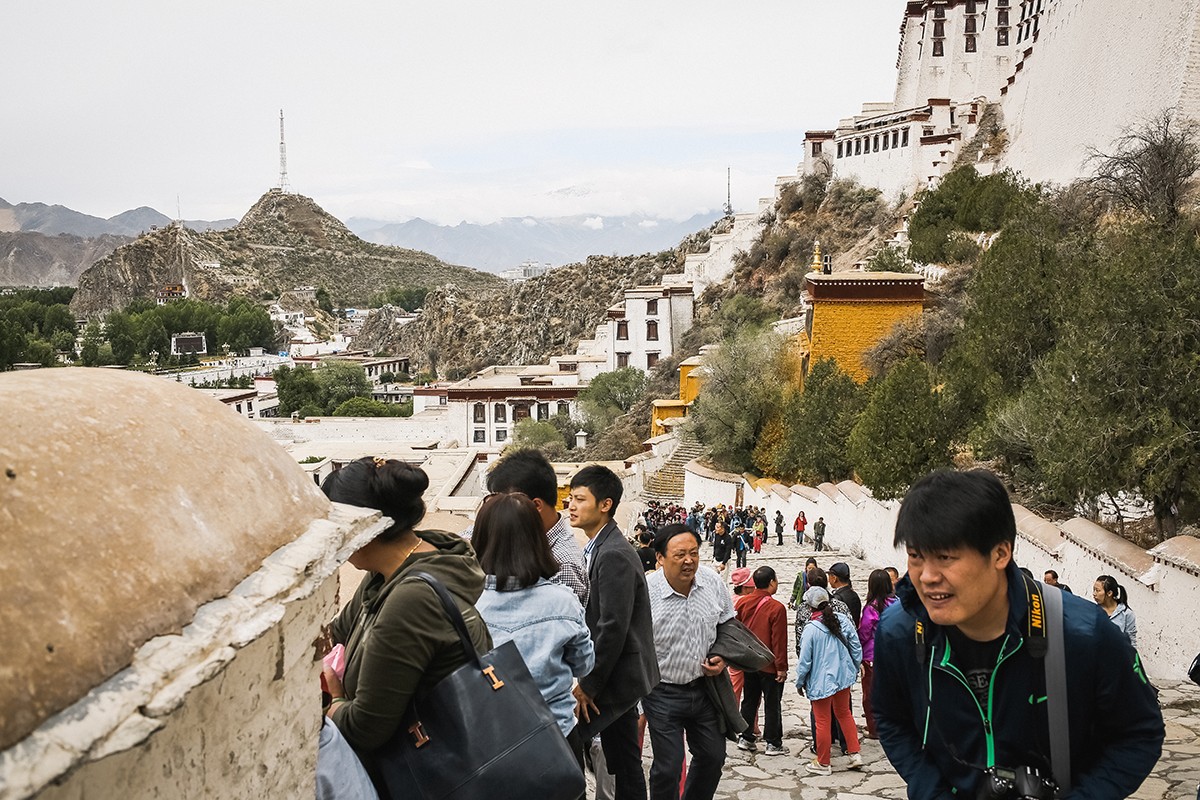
[857, 568, 898, 739]
[320, 457, 492, 792]
[794, 586, 863, 776]
[1094, 574, 1138, 648]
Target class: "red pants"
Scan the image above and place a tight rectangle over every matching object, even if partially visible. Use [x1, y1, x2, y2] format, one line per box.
[811, 687, 860, 766]
[861, 662, 877, 738]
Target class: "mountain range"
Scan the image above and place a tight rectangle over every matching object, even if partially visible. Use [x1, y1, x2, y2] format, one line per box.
[0, 197, 236, 238]
[347, 212, 720, 272]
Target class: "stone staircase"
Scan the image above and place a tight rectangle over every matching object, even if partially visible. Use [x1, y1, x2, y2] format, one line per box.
[642, 437, 707, 502]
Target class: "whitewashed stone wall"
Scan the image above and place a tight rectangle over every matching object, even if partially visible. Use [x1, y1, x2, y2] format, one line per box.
[1001, 0, 1200, 186]
[256, 412, 456, 447]
[682, 462, 1200, 680]
[4, 505, 386, 800]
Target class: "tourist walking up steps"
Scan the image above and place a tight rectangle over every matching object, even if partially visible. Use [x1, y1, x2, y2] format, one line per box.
[569, 466, 658, 800]
[795, 585, 863, 776]
[856, 569, 897, 740]
[643, 524, 733, 800]
[734, 566, 790, 757]
[812, 516, 826, 551]
[1094, 573, 1138, 648]
[774, 510, 784, 546]
[794, 511, 807, 544]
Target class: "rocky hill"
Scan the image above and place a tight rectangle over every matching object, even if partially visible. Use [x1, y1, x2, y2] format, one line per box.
[70, 191, 504, 317]
[354, 225, 719, 376]
[0, 232, 133, 287]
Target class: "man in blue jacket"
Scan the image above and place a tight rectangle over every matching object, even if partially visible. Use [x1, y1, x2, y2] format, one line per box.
[874, 470, 1163, 799]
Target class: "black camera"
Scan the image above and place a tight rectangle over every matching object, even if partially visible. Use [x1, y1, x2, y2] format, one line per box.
[977, 765, 1057, 799]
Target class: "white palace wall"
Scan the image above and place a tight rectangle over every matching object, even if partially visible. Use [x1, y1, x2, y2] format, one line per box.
[1001, 0, 1200, 186]
[682, 462, 1200, 681]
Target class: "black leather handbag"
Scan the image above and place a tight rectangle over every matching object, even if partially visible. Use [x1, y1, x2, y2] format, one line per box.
[377, 572, 585, 800]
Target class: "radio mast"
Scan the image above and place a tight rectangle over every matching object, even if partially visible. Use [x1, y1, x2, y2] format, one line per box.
[278, 109, 291, 193]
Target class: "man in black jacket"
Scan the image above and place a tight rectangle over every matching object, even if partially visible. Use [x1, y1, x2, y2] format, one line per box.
[828, 562, 862, 627]
[874, 470, 1163, 799]
[570, 465, 659, 800]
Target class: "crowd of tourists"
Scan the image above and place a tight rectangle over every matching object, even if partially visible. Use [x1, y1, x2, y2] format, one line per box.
[312, 452, 1165, 800]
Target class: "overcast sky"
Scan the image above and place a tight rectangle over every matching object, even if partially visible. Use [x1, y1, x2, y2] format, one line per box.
[3, 1, 901, 225]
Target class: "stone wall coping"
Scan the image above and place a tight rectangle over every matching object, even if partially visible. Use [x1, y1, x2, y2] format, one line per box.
[1149, 535, 1200, 576]
[0, 503, 385, 800]
[818, 482, 842, 501]
[836, 480, 871, 505]
[1013, 504, 1066, 557]
[1060, 517, 1157, 580]
[790, 485, 823, 502]
[685, 460, 744, 485]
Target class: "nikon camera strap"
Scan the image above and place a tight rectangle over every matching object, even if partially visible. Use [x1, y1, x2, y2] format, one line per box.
[1040, 581, 1070, 795]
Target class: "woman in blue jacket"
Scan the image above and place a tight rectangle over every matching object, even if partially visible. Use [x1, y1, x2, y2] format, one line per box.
[472, 492, 595, 739]
[794, 586, 863, 776]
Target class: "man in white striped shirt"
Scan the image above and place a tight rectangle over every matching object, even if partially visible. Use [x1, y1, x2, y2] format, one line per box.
[643, 523, 734, 800]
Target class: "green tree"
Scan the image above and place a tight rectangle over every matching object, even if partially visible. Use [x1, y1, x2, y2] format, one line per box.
[849, 357, 951, 500]
[316, 360, 371, 413]
[315, 287, 334, 315]
[274, 365, 324, 416]
[908, 167, 1037, 263]
[79, 321, 105, 367]
[510, 418, 570, 460]
[690, 328, 786, 474]
[0, 317, 24, 370]
[104, 311, 137, 364]
[775, 358, 864, 484]
[578, 367, 647, 430]
[990, 223, 1200, 538]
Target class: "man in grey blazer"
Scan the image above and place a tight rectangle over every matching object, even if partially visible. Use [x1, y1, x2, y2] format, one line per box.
[570, 465, 658, 800]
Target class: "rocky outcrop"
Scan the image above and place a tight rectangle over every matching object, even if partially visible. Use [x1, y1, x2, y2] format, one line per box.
[69, 191, 504, 317]
[354, 225, 718, 375]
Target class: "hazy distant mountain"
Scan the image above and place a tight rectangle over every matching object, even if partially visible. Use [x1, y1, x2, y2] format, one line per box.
[0, 197, 238, 287]
[0, 196, 236, 237]
[346, 212, 721, 272]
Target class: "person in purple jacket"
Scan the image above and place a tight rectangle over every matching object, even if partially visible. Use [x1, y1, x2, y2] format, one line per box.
[857, 568, 897, 739]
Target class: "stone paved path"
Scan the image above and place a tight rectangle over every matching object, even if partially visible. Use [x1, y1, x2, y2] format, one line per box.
[618, 536, 1200, 799]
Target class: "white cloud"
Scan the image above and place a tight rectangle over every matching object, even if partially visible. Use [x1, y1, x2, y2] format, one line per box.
[582, 216, 604, 230]
[638, 220, 659, 229]
[521, 218, 538, 226]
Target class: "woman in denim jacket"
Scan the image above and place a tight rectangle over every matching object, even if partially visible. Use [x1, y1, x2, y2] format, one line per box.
[473, 492, 596, 737]
[795, 586, 863, 775]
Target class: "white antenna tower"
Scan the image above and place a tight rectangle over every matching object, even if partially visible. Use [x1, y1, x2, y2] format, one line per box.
[278, 109, 291, 193]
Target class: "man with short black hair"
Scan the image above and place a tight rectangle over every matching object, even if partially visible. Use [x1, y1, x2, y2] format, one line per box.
[642, 524, 733, 800]
[828, 562, 862, 628]
[874, 469, 1163, 798]
[485, 448, 588, 605]
[734, 566, 789, 756]
[1043, 569, 1072, 595]
[569, 465, 658, 800]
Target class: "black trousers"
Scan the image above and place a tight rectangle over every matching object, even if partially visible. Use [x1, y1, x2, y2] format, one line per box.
[641, 682, 726, 800]
[739, 672, 784, 747]
[599, 704, 647, 800]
